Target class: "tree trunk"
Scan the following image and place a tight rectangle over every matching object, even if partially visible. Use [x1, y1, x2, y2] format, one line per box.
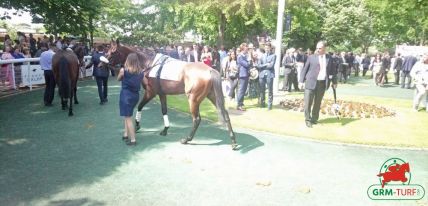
[218, 11, 226, 47]
[89, 15, 94, 50]
[421, 10, 425, 46]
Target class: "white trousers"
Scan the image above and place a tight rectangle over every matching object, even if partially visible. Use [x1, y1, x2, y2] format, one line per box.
[413, 84, 428, 109]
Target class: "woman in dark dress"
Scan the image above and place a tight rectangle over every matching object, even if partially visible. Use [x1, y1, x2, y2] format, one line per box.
[117, 53, 145, 146]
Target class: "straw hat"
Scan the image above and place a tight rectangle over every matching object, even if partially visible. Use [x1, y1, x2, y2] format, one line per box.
[249, 67, 259, 80]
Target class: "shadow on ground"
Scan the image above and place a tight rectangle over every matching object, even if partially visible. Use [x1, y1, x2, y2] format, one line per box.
[318, 117, 359, 126]
[0, 79, 263, 205]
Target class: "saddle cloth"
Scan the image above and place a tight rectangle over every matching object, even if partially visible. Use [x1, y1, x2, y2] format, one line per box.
[148, 54, 187, 81]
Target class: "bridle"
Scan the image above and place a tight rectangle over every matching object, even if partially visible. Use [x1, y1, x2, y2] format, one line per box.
[105, 46, 168, 76]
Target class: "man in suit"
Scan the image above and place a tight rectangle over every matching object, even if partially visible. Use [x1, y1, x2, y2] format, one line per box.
[257, 43, 276, 110]
[401, 55, 417, 89]
[85, 45, 110, 104]
[338, 52, 348, 83]
[192, 44, 201, 62]
[300, 41, 338, 128]
[177, 46, 186, 61]
[281, 48, 299, 92]
[393, 53, 403, 85]
[236, 43, 251, 111]
[185, 47, 195, 62]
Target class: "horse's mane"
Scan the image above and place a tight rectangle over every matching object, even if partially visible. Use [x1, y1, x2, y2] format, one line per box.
[73, 44, 86, 59]
[118, 45, 156, 71]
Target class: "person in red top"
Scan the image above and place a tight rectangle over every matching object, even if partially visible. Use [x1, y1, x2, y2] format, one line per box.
[201, 45, 212, 67]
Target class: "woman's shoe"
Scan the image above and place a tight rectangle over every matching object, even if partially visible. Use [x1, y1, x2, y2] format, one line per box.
[122, 136, 129, 141]
[126, 140, 137, 146]
[237, 106, 246, 111]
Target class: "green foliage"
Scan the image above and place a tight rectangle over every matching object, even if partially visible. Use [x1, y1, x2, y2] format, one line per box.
[321, 0, 373, 52]
[365, 0, 428, 47]
[1, 0, 103, 38]
[285, 0, 323, 49]
[2, 0, 427, 52]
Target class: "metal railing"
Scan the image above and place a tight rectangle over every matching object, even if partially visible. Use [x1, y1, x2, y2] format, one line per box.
[0, 56, 92, 92]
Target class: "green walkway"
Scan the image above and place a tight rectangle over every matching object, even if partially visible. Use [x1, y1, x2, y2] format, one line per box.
[1, 78, 427, 205]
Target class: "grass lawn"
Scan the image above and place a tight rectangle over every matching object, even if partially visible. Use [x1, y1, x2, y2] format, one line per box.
[164, 75, 428, 149]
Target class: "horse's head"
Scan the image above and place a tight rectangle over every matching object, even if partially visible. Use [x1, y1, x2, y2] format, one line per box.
[105, 39, 155, 73]
[73, 44, 86, 66]
[73, 44, 85, 59]
[401, 162, 410, 173]
[105, 39, 130, 68]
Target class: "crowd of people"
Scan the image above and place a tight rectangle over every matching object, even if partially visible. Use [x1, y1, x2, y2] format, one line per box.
[2, 31, 428, 116]
[1, 32, 89, 89]
[155, 42, 428, 113]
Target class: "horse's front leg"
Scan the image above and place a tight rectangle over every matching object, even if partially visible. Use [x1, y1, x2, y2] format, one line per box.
[181, 97, 201, 144]
[135, 90, 155, 131]
[159, 94, 169, 136]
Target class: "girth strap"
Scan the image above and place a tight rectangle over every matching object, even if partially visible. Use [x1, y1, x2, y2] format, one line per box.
[156, 56, 169, 95]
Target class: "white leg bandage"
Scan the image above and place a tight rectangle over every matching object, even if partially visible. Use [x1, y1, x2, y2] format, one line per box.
[136, 111, 142, 122]
[163, 115, 170, 127]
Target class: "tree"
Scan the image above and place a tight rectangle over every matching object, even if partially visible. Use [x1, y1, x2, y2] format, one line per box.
[1, 0, 104, 46]
[321, 0, 373, 52]
[365, 0, 428, 48]
[284, 0, 323, 50]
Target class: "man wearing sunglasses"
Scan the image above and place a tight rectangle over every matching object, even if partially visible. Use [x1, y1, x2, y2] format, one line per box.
[300, 41, 338, 128]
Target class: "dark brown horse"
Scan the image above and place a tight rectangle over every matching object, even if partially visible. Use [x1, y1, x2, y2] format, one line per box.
[70, 44, 87, 78]
[52, 49, 80, 116]
[106, 40, 238, 149]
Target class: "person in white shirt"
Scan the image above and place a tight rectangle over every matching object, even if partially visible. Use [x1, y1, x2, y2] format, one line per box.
[410, 53, 428, 111]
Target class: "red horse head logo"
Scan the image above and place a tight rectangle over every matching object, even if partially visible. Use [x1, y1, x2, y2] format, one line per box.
[377, 162, 410, 188]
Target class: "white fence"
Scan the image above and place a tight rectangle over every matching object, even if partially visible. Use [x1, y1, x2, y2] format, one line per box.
[0, 56, 93, 91]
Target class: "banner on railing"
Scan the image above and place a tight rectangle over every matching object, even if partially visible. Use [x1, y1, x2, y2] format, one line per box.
[0, 56, 94, 89]
[21, 65, 45, 86]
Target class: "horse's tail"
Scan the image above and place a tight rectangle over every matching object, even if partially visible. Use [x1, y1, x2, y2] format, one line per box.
[210, 69, 227, 124]
[59, 56, 70, 99]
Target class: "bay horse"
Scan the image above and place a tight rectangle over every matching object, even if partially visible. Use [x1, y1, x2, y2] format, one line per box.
[52, 49, 80, 116]
[105, 40, 238, 149]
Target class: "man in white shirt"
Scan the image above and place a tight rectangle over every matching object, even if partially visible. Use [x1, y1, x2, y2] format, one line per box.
[40, 43, 57, 106]
[192, 44, 199, 62]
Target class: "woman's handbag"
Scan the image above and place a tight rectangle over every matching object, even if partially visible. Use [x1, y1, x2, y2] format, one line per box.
[228, 65, 238, 79]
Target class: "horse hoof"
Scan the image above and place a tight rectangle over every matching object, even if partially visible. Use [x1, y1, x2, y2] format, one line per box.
[74, 101, 79, 104]
[159, 130, 167, 136]
[180, 138, 189, 144]
[68, 112, 74, 116]
[231, 144, 239, 150]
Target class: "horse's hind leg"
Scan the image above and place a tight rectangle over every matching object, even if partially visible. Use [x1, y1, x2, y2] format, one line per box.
[181, 95, 201, 144]
[207, 93, 238, 150]
[61, 97, 66, 110]
[135, 90, 156, 131]
[159, 94, 170, 136]
[68, 90, 74, 116]
[74, 87, 79, 104]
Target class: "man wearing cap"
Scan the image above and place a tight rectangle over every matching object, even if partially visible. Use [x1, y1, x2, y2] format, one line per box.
[86, 45, 110, 105]
[300, 41, 337, 128]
